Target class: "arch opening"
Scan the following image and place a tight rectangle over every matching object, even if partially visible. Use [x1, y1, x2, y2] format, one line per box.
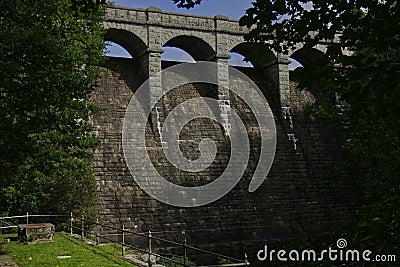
[104, 28, 147, 59]
[162, 47, 196, 63]
[106, 42, 132, 58]
[289, 48, 325, 69]
[230, 43, 276, 69]
[228, 52, 253, 67]
[289, 58, 303, 70]
[163, 35, 215, 62]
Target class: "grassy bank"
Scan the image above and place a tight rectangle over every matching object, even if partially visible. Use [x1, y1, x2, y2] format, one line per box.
[0, 233, 134, 267]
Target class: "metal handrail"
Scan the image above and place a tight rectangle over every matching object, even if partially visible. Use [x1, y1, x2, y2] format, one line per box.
[76, 216, 244, 262]
[0, 213, 249, 267]
[70, 223, 189, 266]
[71, 213, 249, 267]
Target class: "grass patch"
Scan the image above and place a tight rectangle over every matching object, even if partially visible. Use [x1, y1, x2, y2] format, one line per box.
[0, 233, 134, 267]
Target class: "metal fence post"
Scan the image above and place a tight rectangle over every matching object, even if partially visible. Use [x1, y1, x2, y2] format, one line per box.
[122, 225, 125, 256]
[183, 230, 187, 267]
[148, 230, 152, 267]
[95, 219, 99, 245]
[81, 215, 84, 238]
[70, 212, 73, 235]
[26, 212, 29, 238]
[245, 253, 249, 266]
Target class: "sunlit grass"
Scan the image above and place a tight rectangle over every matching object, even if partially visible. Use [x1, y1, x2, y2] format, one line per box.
[0, 233, 134, 267]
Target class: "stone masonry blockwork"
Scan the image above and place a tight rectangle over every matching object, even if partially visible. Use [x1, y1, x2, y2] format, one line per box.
[91, 7, 357, 262]
[91, 58, 356, 262]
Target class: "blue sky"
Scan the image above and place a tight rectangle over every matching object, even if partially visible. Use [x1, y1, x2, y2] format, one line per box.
[112, 0, 254, 19]
[107, 0, 301, 69]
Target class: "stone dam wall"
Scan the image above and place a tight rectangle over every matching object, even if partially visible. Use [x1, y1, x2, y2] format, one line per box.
[90, 57, 356, 263]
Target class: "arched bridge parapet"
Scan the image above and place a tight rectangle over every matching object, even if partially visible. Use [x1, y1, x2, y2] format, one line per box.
[104, 6, 289, 109]
[104, 6, 250, 55]
[104, 6, 259, 133]
[102, 6, 343, 125]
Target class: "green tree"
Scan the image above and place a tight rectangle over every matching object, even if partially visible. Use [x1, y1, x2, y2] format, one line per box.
[176, 0, 400, 256]
[239, 0, 400, 255]
[173, 0, 201, 8]
[0, 0, 106, 220]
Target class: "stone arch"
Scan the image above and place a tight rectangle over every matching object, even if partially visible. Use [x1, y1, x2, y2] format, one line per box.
[289, 47, 328, 110]
[105, 28, 148, 60]
[229, 42, 281, 116]
[289, 47, 325, 68]
[230, 42, 277, 68]
[163, 35, 216, 61]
